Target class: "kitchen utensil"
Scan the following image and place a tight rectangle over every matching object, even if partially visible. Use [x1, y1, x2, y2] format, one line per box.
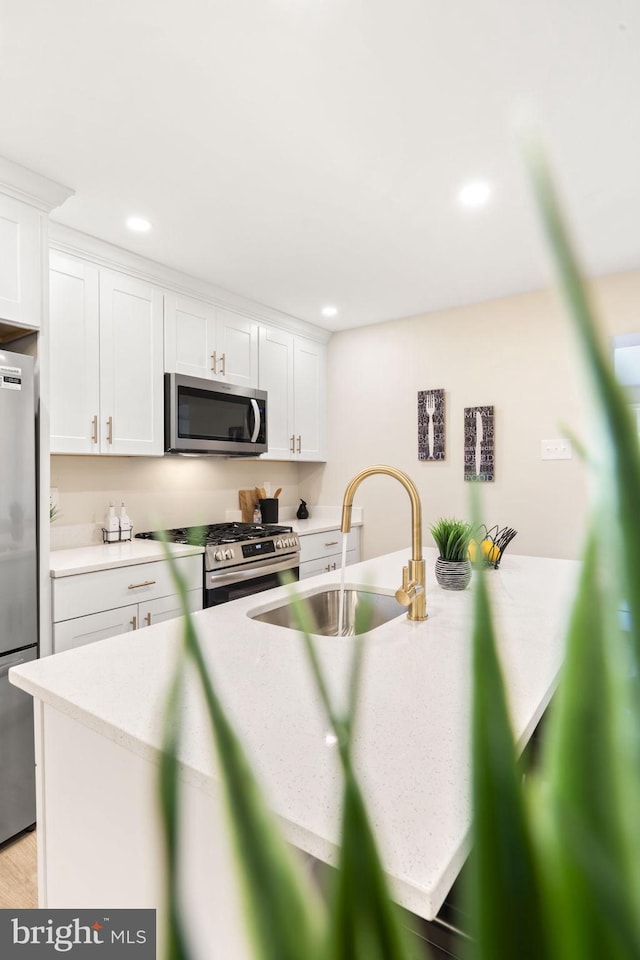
[239, 489, 257, 523]
[273, 487, 282, 498]
[426, 394, 436, 459]
[475, 410, 483, 477]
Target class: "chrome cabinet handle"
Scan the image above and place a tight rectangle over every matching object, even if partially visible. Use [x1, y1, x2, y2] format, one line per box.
[290, 435, 295, 454]
[129, 615, 137, 630]
[107, 416, 113, 444]
[211, 351, 217, 373]
[144, 612, 152, 626]
[91, 415, 98, 444]
[128, 579, 156, 590]
[219, 352, 226, 376]
[296, 435, 302, 453]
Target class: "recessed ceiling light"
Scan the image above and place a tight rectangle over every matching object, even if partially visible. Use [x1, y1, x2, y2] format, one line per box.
[321, 305, 338, 317]
[457, 180, 492, 209]
[126, 216, 152, 232]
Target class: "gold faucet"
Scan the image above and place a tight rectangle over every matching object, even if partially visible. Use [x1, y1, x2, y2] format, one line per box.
[341, 465, 427, 621]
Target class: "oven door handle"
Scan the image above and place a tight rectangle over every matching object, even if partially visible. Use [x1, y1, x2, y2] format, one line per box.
[249, 399, 261, 444]
[206, 554, 299, 588]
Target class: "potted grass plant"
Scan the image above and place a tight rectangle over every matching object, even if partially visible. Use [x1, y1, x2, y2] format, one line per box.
[430, 517, 474, 589]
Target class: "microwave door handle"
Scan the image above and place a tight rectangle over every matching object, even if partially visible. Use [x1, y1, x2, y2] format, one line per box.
[249, 399, 261, 443]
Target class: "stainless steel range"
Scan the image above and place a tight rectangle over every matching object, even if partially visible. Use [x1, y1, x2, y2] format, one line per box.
[136, 522, 300, 607]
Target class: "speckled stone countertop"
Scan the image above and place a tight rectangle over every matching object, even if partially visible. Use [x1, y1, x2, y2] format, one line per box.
[11, 548, 579, 920]
[50, 540, 205, 577]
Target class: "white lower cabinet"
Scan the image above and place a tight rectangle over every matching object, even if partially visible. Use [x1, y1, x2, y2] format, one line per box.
[51, 555, 203, 654]
[298, 528, 361, 580]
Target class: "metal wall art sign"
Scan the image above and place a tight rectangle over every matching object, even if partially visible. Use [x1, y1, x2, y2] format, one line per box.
[464, 405, 494, 481]
[418, 389, 445, 461]
[0, 909, 156, 958]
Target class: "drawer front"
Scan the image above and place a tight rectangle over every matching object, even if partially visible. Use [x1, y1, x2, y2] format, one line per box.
[52, 554, 203, 623]
[299, 549, 358, 581]
[298, 529, 358, 563]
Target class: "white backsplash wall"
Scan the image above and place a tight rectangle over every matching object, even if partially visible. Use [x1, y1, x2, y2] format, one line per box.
[300, 270, 640, 563]
[50, 455, 300, 548]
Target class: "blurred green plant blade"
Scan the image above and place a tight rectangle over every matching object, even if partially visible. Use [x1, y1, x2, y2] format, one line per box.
[469, 561, 549, 960]
[162, 549, 326, 960]
[328, 775, 416, 960]
[526, 140, 640, 934]
[159, 661, 192, 960]
[526, 139, 640, 673]
[287, 586, 417, 960]
[534, 533, 640, 959]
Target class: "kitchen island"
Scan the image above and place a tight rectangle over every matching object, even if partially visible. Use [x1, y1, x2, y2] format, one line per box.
[10, 548, 579, 958]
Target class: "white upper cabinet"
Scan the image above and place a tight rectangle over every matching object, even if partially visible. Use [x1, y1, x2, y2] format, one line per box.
[49, 252, 100, 453]
[99, 271, 164, 456]
[293, 335, 326, 461]
[165, 294, 258, 387]
[0, 197, 42, 329]
[258, 327, 326, 461]
[50, 254, 164, 456]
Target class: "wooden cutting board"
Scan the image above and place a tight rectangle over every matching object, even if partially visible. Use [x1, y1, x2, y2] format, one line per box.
[238, 489, 257, 523]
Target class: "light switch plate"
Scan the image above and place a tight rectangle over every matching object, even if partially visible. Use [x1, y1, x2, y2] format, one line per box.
[541, 439, 573, 460]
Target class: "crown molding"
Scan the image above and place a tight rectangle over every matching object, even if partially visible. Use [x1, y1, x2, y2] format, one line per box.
[0, 156, 74, 213]
[48, 222, 332, 343]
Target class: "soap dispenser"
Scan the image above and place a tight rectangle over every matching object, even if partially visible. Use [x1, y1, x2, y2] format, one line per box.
[104, 503, 120, 543]
[119, 501, 132, 541]
[296, 499, 309, 520]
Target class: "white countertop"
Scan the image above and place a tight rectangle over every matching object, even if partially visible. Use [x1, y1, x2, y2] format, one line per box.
[50, 540, 205, 577]
[13, 548, 579, 920]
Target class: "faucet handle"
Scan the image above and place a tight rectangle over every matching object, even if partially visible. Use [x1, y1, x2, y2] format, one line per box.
[395, 581, 424, 607]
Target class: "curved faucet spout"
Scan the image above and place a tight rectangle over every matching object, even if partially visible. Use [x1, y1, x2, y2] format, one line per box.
[341, 465, 427, 621]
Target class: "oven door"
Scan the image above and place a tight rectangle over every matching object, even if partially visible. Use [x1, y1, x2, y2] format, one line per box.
[205, 556, 299, 607]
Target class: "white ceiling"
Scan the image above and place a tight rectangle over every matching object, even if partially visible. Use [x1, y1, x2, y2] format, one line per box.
[1, 1, 638, 332]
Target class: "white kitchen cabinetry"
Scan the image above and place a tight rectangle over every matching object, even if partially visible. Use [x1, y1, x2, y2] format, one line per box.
[298, 528, 360, 580]
[0, 196, 41, 328]
[49, 252, 164, 455]
[51, 554, 202, 654]
[164, 293, 258, 387]
[259, 327, 326, 461]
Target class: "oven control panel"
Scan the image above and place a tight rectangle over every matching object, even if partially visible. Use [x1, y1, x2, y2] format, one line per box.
[205, 534, 300, 571]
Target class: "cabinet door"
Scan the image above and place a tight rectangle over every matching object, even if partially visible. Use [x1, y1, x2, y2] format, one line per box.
[294, 337, 326, 461]
[138, 588, 202, 628]
[53, 604, 138, 654]
[215, 308, 258, 387]
[99, 270, 164, 456]
[164, 293, 217, 379]
[258, 326, 295, 460]
[0, 197, 41, 328]
[49, 252, 101, 453]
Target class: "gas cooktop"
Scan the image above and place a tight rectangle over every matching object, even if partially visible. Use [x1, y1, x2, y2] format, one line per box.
[136, 522, 294, 547]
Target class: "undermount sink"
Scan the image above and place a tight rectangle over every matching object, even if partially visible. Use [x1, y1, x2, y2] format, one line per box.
[249, 586, 406, 637]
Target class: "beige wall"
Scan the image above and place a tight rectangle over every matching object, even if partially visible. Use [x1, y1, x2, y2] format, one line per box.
[300, 271, 640, 562]
[50, 455, 300, 546]
[51, 269, 640, 558]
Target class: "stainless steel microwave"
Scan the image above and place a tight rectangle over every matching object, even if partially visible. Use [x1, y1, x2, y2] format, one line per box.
[164, 374, 268, 456]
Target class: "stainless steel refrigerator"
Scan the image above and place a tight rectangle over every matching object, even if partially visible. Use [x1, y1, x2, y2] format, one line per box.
[0, 348, 37, 844]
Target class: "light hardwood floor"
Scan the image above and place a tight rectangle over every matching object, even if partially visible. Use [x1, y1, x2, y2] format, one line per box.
[0, 830, 38, 908]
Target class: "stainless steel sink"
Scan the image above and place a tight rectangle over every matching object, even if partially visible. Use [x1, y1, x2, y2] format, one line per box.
[249, 586, 405, 637]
